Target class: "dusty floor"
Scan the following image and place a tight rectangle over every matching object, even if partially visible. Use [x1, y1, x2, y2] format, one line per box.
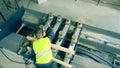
[0, 0, 120, 68]
[19, 0, 120, 33]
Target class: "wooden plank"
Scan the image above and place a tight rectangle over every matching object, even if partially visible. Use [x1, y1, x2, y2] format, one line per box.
[51, 44, 75, 55]
[26, 36, 75, 55]
[53, 57, 72, 68]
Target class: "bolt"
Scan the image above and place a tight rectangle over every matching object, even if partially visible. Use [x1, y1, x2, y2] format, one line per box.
[65, 18, 71, 25]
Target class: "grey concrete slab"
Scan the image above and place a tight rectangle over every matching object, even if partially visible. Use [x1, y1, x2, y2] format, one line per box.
[19, 0, 120, 34]
[0, 48, 35, 68]
[71, 55, 112, 68]
[0, 49, 26, 68]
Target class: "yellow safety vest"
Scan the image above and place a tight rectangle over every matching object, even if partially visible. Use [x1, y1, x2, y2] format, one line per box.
[33, 37, 53, 64]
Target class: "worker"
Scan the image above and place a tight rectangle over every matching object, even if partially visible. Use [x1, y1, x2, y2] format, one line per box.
[26, 23, 54, 68]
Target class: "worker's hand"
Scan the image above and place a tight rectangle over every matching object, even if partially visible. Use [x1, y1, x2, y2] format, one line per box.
[26, 36, 31, 40]
[27, 46, 32, 52]
[26, 36, 35, 41]
[47, 23, 50, 27]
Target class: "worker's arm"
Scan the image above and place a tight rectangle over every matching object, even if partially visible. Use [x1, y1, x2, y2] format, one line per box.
[46, 23, 54, 42]
[26, 36, 35, 41]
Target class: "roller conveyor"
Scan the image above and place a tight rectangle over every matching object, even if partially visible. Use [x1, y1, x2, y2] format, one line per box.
[55, 19, 71, 45]
[53, 19, 71, 57]
[53, 15, 62, 34]
[42, 12, 54, 31]
[1, 8, 120, 68]
[63, 23, 83, 67]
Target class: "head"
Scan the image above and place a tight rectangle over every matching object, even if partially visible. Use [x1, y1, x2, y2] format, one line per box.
[35, 28, 43, 39]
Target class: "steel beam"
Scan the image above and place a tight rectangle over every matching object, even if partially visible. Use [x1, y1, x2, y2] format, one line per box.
[53, 15, 62, 34]
[42, 12, 54, 31]
[63, 23, 83, 66]
[56, 25, 70, 45]
[53, 19, 71, 57]
[82, 31, 120, 49]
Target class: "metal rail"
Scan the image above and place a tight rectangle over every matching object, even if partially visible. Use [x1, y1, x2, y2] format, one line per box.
[63, 23, 83, 67]
[53, 18, 71, 57]
[42, 12, 54, 31]
[53, 15, 62, 34]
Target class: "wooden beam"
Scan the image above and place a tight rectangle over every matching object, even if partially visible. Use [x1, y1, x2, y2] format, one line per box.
[16, 24, 25, 34]
[51, 44, 75, 55]
[53, 57, 72, 68]
[26, 36, 75, 55]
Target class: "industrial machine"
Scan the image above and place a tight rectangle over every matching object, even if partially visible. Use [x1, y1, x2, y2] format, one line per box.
[0, 7, 120, 68]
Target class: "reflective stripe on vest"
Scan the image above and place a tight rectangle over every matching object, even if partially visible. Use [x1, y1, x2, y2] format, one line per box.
[36, 48, 51, 59]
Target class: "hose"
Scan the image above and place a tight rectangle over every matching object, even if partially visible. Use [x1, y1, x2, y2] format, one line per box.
[0, 47, 28, 68]
[76, 46, 115, 68]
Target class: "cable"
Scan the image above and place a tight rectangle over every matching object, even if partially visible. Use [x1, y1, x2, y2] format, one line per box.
[0, 47, 28, 68]
[0, 48, 25, 64]
[76, 46, 115, 68]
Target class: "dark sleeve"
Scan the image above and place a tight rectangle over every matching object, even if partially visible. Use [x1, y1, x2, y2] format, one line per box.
[46, 27, 54, 42]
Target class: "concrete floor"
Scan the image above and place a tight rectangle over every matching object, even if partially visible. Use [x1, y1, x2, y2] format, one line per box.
[0, 49, 35, 68]
[71, 55, 111, 68]
[19, 0, 120, 34]
[0, 0, 120, 68]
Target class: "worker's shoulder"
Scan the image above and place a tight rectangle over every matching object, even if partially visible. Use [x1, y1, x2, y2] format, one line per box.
[44, 37, 50, 40]
[36, 37, 50, 41]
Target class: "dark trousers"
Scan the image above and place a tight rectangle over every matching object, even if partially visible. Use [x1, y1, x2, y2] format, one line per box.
[36, 62, 52, 68]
